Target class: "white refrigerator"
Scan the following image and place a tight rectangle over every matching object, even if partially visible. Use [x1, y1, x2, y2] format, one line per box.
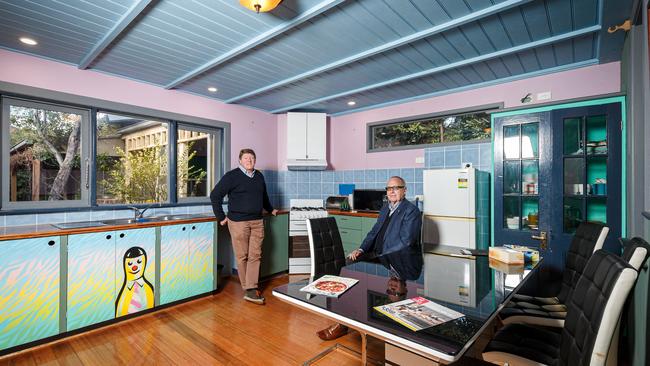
[422, 168, 490, 252]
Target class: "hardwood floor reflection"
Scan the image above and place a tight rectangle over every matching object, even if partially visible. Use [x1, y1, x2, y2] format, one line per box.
[0, 275, 374, 366]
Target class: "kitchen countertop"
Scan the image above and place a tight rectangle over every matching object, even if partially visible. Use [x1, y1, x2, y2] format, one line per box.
[0, 210, 288, 241]
[327, 209, 379, 218]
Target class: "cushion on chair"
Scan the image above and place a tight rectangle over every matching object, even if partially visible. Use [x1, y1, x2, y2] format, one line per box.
[619, 237, 650, 271]
[559, 250, 637, 366]
[307, 217, 347, 279]
[484, 251, 638, 366]
[503, 223, 607, 327]
[483, 323, 561, 365]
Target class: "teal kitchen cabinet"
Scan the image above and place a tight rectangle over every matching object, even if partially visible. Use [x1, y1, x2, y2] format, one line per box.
[260, 214, 289, 278]
[68, 227, 156, 328]
[67, 232, 115, 331]
[0, 236, 60, 350]
[160, 222, 214, 304]
[187, 222, 214, 297]
[114, 228, 156, 318]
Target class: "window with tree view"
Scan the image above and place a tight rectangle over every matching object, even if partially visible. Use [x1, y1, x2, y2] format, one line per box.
[370, 110, 491, 150]
[2, 98, 89, 208]
[177, 126, 215, 201]
[96, 112, 169, 205]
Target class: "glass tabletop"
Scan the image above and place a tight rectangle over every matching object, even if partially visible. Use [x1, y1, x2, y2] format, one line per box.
[273, 253, 539, 358]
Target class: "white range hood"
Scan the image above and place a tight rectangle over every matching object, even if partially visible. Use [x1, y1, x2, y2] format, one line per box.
[287, 158, 327, 170]
[286, 112, 327, 170]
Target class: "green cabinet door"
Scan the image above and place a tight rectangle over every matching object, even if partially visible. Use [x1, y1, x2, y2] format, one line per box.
[260, 215, 288, 278]
[0, 236, 60, 350]
[67, 231, 116, 331]
[160, 224, 189, 304]
[115, 228, 156, 317]
[187, 222, 214, 297]
[361, 217, 377, 238]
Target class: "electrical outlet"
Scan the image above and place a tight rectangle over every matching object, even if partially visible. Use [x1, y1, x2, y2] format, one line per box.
[415, 156, 424, 164]
[537, 91, 551, 101]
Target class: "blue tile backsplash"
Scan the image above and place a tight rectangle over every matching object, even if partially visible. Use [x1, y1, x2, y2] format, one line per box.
[262, 141, 492, 209]
[1, 142, 491, 227]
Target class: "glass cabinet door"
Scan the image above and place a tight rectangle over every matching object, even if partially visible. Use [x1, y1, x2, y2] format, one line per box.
[493, 112, 551, 250]
[552, 102, 622, 254]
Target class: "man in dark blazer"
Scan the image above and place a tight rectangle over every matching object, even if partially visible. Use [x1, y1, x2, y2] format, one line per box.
[317, 176, 423, 340]
[348, 176, 423, 281]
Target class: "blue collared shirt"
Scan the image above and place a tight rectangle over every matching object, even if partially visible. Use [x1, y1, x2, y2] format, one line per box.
[239, 165, 255, 178]
[388, 200, 401, 216]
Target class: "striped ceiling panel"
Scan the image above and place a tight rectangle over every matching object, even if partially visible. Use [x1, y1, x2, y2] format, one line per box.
[0, 0, 631, 115]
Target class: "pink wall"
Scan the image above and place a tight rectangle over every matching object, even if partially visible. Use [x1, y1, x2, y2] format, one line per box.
[0, 49, 278, 170]
[310, 62, 620, 170]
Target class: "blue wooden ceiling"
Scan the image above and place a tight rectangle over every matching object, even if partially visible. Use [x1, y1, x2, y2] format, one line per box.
[0, 0, 632, 116]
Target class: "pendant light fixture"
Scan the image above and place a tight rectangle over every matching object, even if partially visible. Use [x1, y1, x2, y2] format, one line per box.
[239, 0, 282, 13]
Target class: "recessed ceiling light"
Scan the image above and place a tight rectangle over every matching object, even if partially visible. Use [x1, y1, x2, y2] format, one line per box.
[208, 87, 218, 93]
[347, 100, 356, 106]
[19, 37, 37, 46]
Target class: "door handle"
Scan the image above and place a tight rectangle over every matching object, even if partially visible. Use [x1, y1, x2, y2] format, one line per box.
[531, 231, 547, 250]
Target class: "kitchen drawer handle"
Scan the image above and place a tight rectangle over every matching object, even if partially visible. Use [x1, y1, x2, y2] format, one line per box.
[182, 227, 186, 231]
[340, 230, 348, 234]
[192, 226, 196, 230]
[106, 235, 112, 240]
[119, 233, 125, 238]
[48, 240, 55, 246]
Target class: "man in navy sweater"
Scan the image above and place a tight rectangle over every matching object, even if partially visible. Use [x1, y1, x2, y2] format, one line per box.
[210, 148, 277, 304]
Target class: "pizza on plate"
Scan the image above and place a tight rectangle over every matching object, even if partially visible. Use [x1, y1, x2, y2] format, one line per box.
[315, 280, 347, 293]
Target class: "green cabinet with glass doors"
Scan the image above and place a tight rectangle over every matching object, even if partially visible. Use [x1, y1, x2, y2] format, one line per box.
[332, 214, 377, 254]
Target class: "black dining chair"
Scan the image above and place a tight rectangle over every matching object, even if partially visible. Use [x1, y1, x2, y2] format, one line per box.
[482, 249, 639, 366]
[501, 221, 609, 327]
[306, 217, 348, 279]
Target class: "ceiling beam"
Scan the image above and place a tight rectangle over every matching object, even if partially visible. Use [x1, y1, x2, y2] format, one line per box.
[78, 0, 153, 69]
[330, 59, 599, 117]
[164, 0, 345, 89]
[270, 25, 602, 114]
[226, 0, 531, 103]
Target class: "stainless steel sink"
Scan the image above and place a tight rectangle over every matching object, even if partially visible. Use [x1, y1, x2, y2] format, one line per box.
[100, 217, 154, 225]
[52, 221, 108, 229]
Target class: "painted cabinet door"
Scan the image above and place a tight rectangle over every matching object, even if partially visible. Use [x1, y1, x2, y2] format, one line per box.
[160, 224, 189, 304]
[115, 228, 156, 318]
[187, 222, 214, 297]
[260, 215, 289, 278]
[0, 236, 60, 350]
[67, 231, 115, 331]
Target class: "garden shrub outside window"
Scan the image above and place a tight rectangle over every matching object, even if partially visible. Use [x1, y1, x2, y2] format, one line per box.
[96, 112, 170, 205]
[369, 109, 492, 151]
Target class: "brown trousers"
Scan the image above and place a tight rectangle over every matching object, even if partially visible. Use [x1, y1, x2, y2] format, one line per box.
[228, 219, 265, 290]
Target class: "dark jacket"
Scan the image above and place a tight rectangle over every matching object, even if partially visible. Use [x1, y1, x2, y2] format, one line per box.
[360, 199, 423, 280]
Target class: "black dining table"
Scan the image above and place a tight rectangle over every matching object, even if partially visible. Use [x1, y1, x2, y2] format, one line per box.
[273, 252, 540, 365]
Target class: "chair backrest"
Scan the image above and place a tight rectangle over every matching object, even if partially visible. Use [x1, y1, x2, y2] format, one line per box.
[558, 250, 638, 366]
[619, 237, 650, 271]
[306, 217, 347, 279]
[557, 222, 609, 303]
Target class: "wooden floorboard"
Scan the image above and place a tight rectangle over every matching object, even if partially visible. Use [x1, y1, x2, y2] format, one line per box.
[0, 275, 371, 366]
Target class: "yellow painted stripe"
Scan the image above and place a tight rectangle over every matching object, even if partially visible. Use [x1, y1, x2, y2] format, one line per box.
[424, 215, 476, 221]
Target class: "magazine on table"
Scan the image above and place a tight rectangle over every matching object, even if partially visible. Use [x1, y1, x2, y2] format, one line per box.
[299, 275, 359, 298]
[374, 296, 465, 331]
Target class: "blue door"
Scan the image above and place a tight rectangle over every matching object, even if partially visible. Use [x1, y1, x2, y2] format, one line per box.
[494, 98, 625, 290]
[551, 102, 623, 255]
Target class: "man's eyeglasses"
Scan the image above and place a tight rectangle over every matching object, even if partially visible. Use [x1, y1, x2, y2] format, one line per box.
[385, 185, 405, 192]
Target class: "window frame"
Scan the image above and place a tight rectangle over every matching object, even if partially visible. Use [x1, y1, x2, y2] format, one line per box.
[95, 109, 172, 207]
[1, 96, 91, 210]
[366, 103, 502, 153]
[0, 82, 231, 213]
[175, 122, 223, 204]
